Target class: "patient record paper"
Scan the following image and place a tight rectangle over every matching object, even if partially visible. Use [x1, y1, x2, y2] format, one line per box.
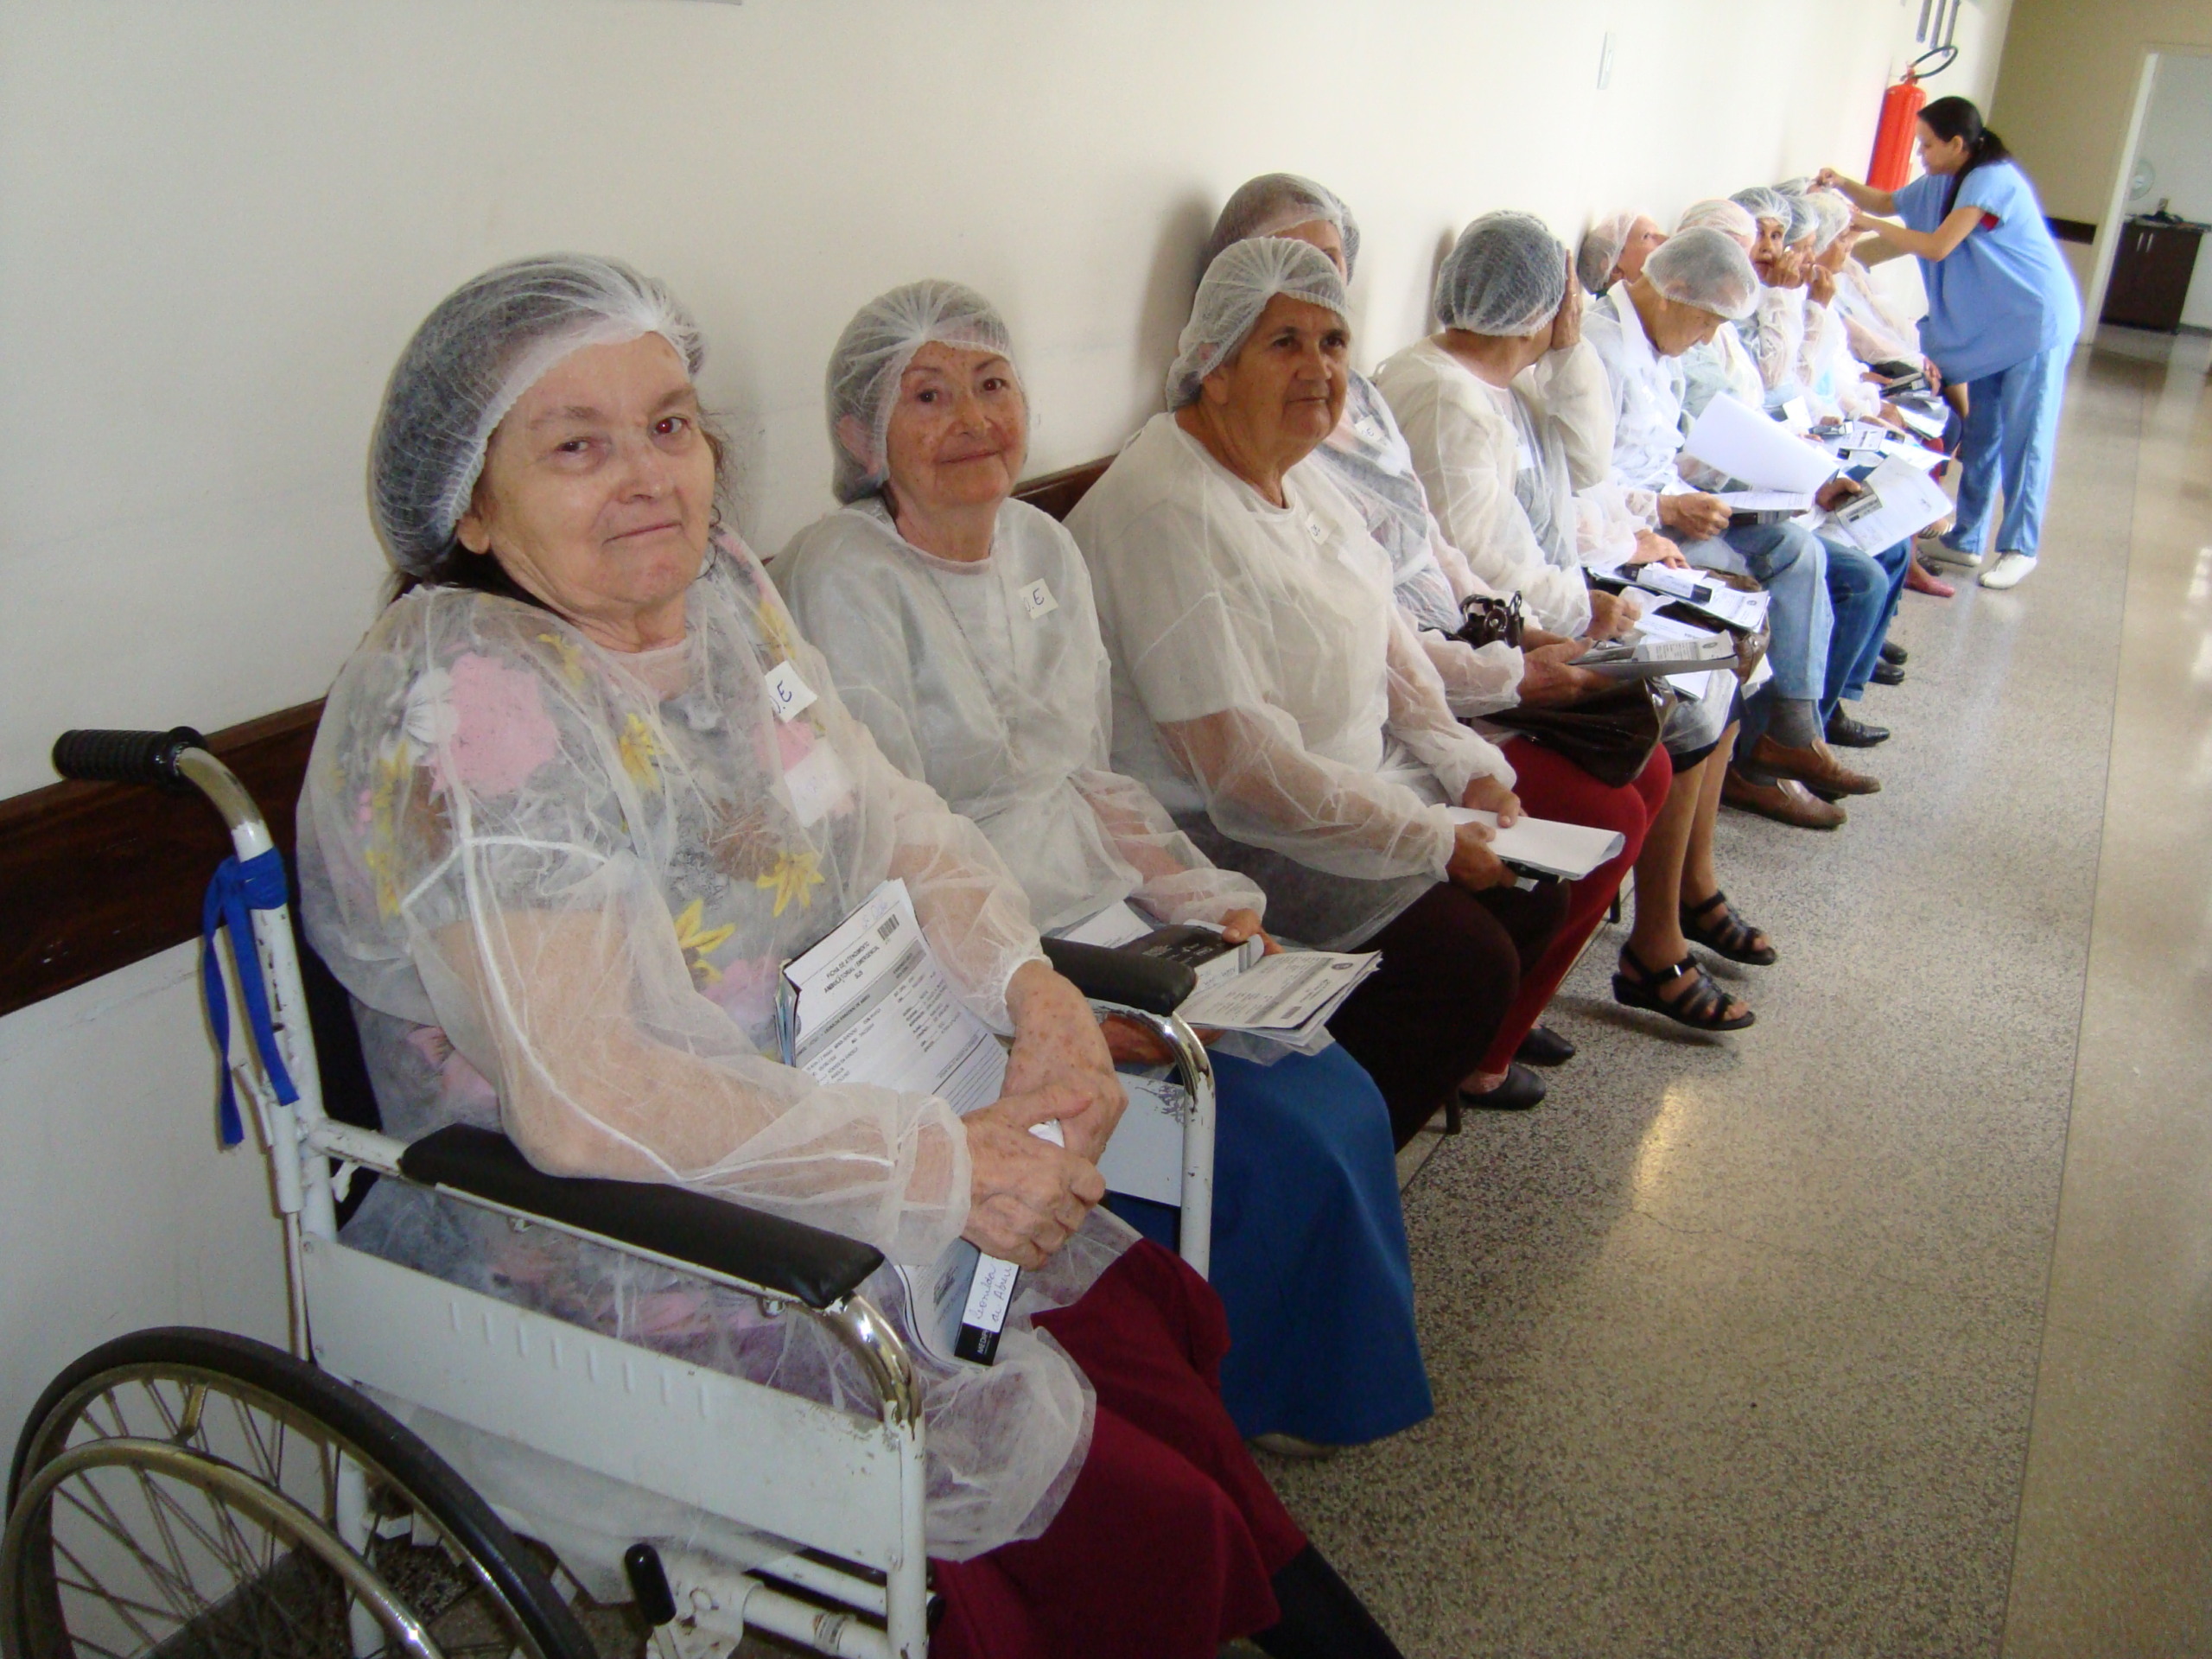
[781, 880, 1027, 1364]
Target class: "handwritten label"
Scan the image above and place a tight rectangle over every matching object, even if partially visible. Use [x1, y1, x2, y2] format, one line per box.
[763, 660, 817, 722]
[1020, 578, 1058, 620]
[1305, 514, 1327, 544]
[1354, 416, 1386, 445]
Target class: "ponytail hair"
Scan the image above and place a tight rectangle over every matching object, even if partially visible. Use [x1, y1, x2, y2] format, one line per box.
[1920, 95, 2014, 216]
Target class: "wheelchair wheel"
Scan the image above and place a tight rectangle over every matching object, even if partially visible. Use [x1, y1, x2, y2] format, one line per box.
[3, 1327, 596, 1659]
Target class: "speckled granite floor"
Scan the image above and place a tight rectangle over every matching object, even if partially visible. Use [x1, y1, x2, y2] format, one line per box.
[1266, 339, 2212, 1659]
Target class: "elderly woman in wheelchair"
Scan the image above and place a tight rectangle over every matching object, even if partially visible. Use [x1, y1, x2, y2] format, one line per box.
[267, 256, 1397, 1659]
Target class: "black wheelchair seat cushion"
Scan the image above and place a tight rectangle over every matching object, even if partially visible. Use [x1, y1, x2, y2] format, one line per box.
[397, 1125, 885, 1312]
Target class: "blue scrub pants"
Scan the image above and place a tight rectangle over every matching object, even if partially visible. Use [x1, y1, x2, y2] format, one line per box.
[1105, 1042, 1431, 1446]
[1942, 342, 2072, 562]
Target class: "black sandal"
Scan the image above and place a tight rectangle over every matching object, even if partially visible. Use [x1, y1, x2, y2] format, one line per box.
[1613, 947, 1756, 1032]
[1680, 890, 1777, 966]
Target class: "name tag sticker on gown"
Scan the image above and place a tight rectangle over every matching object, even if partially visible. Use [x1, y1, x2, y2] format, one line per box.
[1355, 416, 1386, 444]
[763, 660, 817, 722]
[1020, 578, 1058, 620]
[782, 742, 854, 826]
[1305, 514, 1327, 543]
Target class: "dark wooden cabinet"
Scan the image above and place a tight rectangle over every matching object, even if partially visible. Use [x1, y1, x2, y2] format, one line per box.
[2101, 218, 2204, 332]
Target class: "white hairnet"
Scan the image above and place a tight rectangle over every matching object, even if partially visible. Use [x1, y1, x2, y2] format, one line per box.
[1576, 210, 1640, 296]
[1437, 212, 1570, 336]
[1675, 198, 1758, 247]
[371, 254, 702, 576]
[1643, 227, 1761, 321]
[1807, 190, 1853, 252]
[1204, 172, 1361, 277]
[1731, 187, 1789, 229]
[1776, 190, 1817, 244]
[1167, 238, 1349, 409]
[825, 280, 1017, 505]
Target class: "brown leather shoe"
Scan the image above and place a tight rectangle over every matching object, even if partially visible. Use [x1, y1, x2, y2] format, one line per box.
[1745, 734, 1881, 796]
[1723, 767, 1848, 830]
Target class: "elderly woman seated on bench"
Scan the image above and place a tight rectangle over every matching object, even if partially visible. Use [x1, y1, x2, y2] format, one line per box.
[774, 278, 1431, 1459]
[299, 254, 1400, 1659]
[1065, 238, 1568, 1147]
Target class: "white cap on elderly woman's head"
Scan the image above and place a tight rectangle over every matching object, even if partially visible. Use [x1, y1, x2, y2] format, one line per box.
[1575, 209, 1640, 296]
[1440, 212, 1570, 335]
[1675, 198, 1758, 248]
[370, 254, 702, 575]
[1642, 227, 1761, 321]
[1807, 191, 1853, 252]
[1166, 238, 1348, 410]
[825, 280, 1015, 505]
[1204, 173, 1362, 277]
[1730, 186, 1789, 229]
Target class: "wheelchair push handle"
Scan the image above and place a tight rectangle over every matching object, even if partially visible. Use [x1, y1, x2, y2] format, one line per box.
[52, 725, 210, 791]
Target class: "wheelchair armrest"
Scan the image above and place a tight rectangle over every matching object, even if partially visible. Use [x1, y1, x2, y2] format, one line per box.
[397, 1125, 884, 1312]
[1039, 938, 1197, 1017]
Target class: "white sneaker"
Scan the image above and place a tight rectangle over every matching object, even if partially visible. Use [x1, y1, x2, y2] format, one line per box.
[1980, 551, 2037, 590]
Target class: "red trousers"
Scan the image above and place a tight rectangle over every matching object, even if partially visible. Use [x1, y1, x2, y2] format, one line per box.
[931, 1243, 1305, 1659]
[1477, 740, 1673, 1071]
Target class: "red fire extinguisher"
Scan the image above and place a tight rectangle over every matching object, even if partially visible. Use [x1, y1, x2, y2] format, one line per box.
[1868, 44, 1957, 189]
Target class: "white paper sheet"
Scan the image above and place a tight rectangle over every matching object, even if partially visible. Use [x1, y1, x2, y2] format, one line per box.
[1176, 950, 1379, 1038]
[1823, 454, 1953, 552]
[1446, 810, 1627, 880]
[785, 880, 1009, 1116]
[1717, 489, 1817, 513]
[1681, 396, 1841, 493]
[1053, 899, 1153, 948]
[1891, 399, 1948, 440]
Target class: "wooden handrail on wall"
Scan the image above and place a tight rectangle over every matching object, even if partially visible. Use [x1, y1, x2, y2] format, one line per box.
[0, 458, 1113, 1019]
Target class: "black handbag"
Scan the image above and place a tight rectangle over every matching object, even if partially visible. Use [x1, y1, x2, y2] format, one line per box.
[1486, 679, 1669, 790]
[1453, 592, 1525, 651]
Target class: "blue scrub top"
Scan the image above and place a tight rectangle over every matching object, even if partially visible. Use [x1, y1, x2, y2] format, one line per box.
[1896, 161, 2082, 383]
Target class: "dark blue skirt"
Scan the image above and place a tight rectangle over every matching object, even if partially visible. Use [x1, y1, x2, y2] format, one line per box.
[1105, 1043, 1431, 1446]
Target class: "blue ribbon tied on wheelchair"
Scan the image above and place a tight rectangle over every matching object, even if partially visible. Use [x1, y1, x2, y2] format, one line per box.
[200, 849, 300, 1147]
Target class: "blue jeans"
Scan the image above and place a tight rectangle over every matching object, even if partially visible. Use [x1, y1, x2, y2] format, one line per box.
[1943, 342, 2072, 561]
[1831, 537, 1910, 704]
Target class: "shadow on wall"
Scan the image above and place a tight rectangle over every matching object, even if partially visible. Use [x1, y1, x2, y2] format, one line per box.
[1129, 192, 1217, 419]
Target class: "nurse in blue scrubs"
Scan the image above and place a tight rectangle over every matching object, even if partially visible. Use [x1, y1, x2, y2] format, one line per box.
[1821, 96, 2083, 591]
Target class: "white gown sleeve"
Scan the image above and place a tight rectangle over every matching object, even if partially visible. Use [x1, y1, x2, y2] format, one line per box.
[1528, 340, 1618, 493]
[1382, 360, 1594, 637]
[1381, 601, 1516, 796]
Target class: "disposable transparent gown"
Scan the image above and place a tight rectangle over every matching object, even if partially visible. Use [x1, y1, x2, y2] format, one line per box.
[1067, 413, 1511, 950]
[1801, 298, 1881, 419]
[1314, 372, 1525, 718]
[1835, 258, 1923, 365]
[1742, 285, 1810, 406]
[1371, 340, 1594, 633]
[772, 497, 1263, 933]
[1677, 323, 1770, 490]
[1582, 291, 1694, 497]
[300, 538, 1122, 1560]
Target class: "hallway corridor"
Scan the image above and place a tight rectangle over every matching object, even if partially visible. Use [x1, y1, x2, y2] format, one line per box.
[1271, 333, 2212, 1657]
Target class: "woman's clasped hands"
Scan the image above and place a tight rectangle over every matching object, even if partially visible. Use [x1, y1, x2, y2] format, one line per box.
[962, 959, 1127, 1268]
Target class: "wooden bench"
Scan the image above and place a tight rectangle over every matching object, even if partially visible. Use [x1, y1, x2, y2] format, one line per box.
[0, 459, 1113, 1017]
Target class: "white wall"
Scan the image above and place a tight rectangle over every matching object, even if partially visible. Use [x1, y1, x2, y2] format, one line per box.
[0, 0, 2008, 1455]
[2130, 50, 2212, 327]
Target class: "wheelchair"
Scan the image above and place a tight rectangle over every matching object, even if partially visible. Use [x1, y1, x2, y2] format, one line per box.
[3, 727, 1220, 1659]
